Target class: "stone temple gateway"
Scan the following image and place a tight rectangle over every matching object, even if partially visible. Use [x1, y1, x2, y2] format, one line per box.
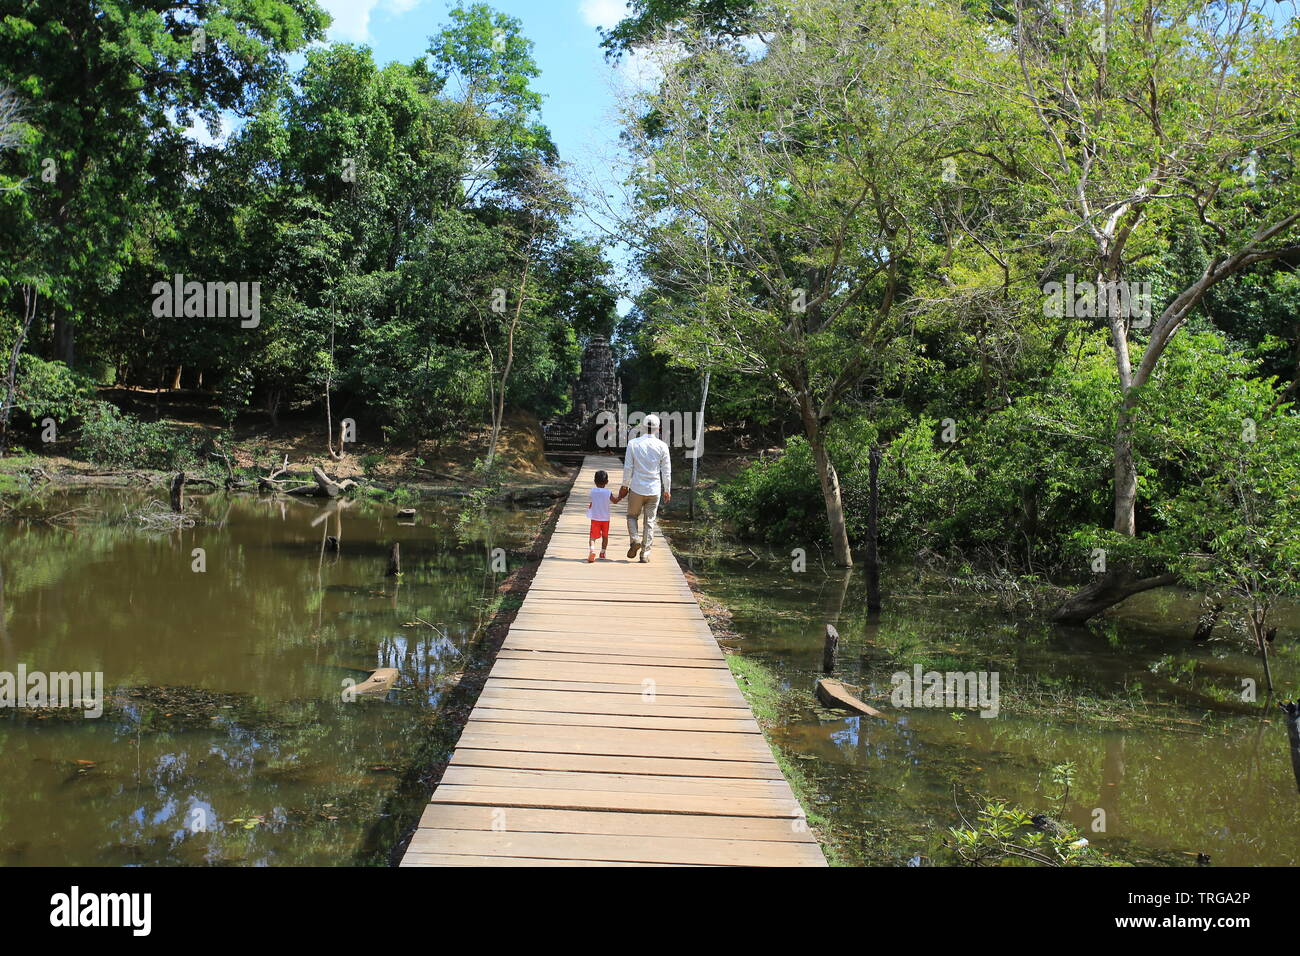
[543, 335, 622, 459]
[575, 335, 621, 449]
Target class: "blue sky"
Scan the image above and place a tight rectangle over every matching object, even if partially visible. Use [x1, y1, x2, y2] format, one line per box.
[319, 0, 631, 171]
[316, 0, 639, 306]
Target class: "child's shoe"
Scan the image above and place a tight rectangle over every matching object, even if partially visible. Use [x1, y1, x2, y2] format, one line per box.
[599, 551, 607, 560]
[587, 551, 596, 563]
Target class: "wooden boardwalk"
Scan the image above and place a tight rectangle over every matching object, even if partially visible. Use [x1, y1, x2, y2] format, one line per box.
[401, 455, 826, 867]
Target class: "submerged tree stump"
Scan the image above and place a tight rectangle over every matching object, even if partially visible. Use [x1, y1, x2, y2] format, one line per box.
[1281, 701, 1300, 794]
[386, 542, 401, 577]
[822, 623, 839, 675]
[169, 472, 185, 513]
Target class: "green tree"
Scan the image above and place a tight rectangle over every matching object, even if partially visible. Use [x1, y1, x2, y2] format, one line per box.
[620, 0, 985, 565]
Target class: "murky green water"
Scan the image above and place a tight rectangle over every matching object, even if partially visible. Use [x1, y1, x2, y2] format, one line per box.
[0, 488, 543, 866]
[667, 523, 1300, 867]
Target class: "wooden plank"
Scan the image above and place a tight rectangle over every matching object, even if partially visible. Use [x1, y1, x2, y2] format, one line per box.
[448, 748, 788, 780]
[401, 853, 682, 867]
[483, 676, 747, 703]
[442, 765, 790, 798]
[405, 829, 824, 867]
[468, 707, 760, 734]
[457, 724, 776, 762]
[501, 634, 725, 657]
[475, 689, 749, 717]
[415, 804, 815, 842]
[430, 784, 801, 819]
[489, 659, 734, 687]
[496, 650, 729, 670]
[510, 615, 714, 636]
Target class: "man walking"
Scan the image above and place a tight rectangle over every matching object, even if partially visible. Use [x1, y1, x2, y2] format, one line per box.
[618, 414, 671, 563]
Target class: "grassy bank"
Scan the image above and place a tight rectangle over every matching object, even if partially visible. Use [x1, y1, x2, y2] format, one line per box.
[726, 653, 852, 866]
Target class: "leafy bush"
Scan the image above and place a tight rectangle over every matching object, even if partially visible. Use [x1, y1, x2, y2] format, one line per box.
[77, 401, 200, 470]
[715, 335, 1121, 571]
[714, 438, 825, 545]
[12, 356, 96, 424]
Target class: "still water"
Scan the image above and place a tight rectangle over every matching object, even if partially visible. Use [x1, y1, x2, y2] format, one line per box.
[669, 525, 1300, 867]
[0, 489, 543, 866]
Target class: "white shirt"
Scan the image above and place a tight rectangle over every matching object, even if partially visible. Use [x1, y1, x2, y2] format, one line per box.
[621, 433, 672, 497]
[588, 486, 612, 521]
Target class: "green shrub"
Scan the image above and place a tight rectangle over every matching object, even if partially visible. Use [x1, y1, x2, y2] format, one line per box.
[77, 401, 200, 470]
[12, 356, 96, 425]
[715, 438, 826, 545]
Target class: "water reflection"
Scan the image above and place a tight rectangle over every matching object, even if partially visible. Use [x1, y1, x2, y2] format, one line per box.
[667, 521, 1300, 866]
[0, 488, 542, 866]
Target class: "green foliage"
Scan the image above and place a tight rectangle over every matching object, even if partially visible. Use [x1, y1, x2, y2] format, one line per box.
[76, 401, 198, 470]
[947, 799, 1120, 867]
[715, 439, 824, 545]
[12, 355, 95, 424]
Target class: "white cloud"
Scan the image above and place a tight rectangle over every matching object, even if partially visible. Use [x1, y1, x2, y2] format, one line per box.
[580, 0, 630, 30]
[321, 0, 427, 44]
[320, 0, 378, 42]
[613, 40, 685, 93]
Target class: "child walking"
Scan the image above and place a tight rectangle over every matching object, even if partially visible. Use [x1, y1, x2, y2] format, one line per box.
[587, 470, 614, 562]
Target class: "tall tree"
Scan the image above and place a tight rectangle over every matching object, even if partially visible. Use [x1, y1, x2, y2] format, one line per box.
[962, 0, 1300, 621]
[619, 0, 982, 565]
[0, 0, 328, 367]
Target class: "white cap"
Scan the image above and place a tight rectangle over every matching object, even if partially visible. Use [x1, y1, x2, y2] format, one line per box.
[644, 414, 660, 431]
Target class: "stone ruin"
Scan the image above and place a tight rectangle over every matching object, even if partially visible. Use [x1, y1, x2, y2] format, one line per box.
[576, 335, 621, 448]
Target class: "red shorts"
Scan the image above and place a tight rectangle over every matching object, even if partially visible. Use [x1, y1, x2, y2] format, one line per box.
[589, 519, 610, 540]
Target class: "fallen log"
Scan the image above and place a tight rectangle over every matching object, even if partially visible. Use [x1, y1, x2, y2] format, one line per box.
[284, 466, 358, 498]
[351, 668, 399, 697]
[816, 678, 891, 720]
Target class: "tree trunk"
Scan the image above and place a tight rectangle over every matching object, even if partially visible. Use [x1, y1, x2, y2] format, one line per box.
[0, 285, 38, 455]
[1251, 612, 1275, 697]
[688, 369, 710, 520]
[1112, 411, 1138, 536]
[170, 472, 186, 513]
[486, 226, 537, 468]
[1192, 602, 1224, 642]
[53, 313, 74, 366]
[808, 430, 852, 567]
[1049, 570, 1178, 625]
[1281, 701, 1300, 794]
[1053, 401, 1142, 622]
[865, 444, 882, 612]
[171, 366, 183, 390]
[266, 389, 280, 428]
[325, 292, 341, 460]
[822, 624, 839, 675]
